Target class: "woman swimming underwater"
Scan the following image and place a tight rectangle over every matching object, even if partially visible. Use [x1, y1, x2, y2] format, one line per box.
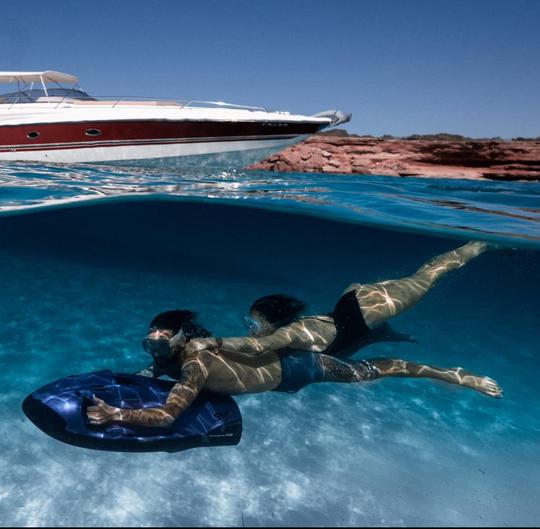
[182, 240, 502, 397]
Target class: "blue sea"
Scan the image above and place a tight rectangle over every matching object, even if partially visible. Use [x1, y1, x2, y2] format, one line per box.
[0, 163, 539, 526]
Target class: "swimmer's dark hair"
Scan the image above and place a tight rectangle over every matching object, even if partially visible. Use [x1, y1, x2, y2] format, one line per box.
[250, 294, 306, 328]
[149, 310, 211, 339]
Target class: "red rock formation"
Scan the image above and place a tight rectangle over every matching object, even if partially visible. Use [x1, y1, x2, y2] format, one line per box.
[248, 134, 540, 181]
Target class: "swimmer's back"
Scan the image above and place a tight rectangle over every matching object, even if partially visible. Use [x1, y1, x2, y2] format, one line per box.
[204, 350, 282, 394]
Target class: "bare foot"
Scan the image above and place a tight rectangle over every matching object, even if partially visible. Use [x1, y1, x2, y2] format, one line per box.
[455, 368, 503, 398]
[460, 240, 489, 257]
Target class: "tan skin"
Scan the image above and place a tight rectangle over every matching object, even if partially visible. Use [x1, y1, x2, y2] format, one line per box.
[88, 241, 502, 428]
[87, 330, 284, 427]
[87, 341, 502, 427]
[187, 241, 491, 359]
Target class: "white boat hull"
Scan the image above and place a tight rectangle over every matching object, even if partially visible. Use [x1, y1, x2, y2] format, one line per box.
[0, 135, 307, 169]
[0, 96, 348, 169]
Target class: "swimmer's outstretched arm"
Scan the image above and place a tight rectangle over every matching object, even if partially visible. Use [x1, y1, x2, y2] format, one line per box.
[186, 318, 336, 365]
[87, 358, 209, 427]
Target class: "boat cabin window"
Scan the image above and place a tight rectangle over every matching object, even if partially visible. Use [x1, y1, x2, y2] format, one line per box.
[0, 88, 96, 103]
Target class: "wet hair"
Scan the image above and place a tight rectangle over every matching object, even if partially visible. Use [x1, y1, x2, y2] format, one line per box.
[250, 294, 306, 328]
[149, 310, 211, 339]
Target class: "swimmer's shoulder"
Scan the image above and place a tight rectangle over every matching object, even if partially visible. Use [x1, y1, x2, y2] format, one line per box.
[300, 314, 334, 323]
[298, 314, 336, 330]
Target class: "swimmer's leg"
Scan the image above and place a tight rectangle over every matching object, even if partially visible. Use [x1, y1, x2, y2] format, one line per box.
[320, 355, 503, 397]
[345, 241, 488, 328]
[320, 355, 381, 382]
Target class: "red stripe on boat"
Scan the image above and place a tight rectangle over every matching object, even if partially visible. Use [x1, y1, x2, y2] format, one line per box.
[0, 120, 322, 149]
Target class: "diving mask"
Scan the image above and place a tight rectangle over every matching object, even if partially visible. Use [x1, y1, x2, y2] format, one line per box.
[243, 315, 263, 335]
[142, 337, 172, 359]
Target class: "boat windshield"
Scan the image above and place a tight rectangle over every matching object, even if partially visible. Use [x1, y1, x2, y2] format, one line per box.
[0, 88, 96, 103]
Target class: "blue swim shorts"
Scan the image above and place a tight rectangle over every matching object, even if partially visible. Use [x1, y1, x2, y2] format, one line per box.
[273, 352, 325, 393]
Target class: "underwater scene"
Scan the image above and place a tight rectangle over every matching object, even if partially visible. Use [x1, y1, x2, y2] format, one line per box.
[0, 164, 539, 526]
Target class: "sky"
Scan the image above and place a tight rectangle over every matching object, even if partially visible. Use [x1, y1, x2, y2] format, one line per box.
[1, 0, 539, 138]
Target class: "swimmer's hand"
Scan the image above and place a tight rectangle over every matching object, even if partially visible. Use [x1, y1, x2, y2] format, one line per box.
[87, 396, 122, 425]
[185, 337, 219, 355]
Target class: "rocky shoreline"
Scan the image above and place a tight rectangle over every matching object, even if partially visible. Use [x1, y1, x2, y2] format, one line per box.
[249, 132, 540, 181]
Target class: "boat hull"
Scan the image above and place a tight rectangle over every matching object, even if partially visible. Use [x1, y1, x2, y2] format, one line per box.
[0, 135, 308, 168]
[0, 118, 322, 168]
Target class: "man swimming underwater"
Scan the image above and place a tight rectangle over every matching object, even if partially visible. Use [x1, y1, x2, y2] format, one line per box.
[88, 241, 502, 428]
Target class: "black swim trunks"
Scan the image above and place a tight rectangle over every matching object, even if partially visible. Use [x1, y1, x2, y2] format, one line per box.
[324, 289, 371, 357]
[273, 352, 326, 393]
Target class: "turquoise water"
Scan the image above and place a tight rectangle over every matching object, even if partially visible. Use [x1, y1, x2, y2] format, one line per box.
[0, 163, 539, 526]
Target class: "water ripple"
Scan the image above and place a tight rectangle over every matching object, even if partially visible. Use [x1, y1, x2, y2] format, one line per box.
[0, 162, 539, 247]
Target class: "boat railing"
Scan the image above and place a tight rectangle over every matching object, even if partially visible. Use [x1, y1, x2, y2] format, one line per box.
[2, 94, 269, 112]
[181, 99, 268, 112]
[105, 96, 269, 112]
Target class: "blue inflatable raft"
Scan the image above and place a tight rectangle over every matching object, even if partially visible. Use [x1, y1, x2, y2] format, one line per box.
[22, 370, 242, 453]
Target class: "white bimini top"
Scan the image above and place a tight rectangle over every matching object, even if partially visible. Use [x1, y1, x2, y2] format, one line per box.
[0, 71, 79, 85]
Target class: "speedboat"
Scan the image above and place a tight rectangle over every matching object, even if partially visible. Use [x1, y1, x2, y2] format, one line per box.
[0, 70, 350, 168]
